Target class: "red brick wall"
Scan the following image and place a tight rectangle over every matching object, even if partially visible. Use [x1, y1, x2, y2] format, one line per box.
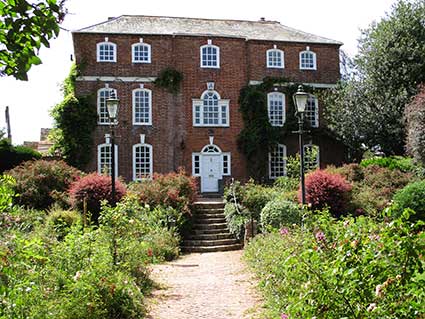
[73, 31, 343, 183]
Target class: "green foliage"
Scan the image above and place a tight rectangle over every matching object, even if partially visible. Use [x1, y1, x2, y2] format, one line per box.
[223, 202, 250, 239]
[324, 0, 425, 156]
[238, 78, 318, 180]
[0, 174, 16, 212]
[390, 180, 425, 222]
[245, 211, 424, 318]
[405, 84, 425, 165]
[45, 208, 81, 240]
[360, 156, 415, 172]
[0, 0, 66, 80]
[7, 159, 81, 210]
[153, 67, 183, 93]
[128, 168, 197, 216]
[0, 196, 180, 318]
[260, 198, 301, 231]
[50, 64, 97, 169]
[0, 139, 41, 173]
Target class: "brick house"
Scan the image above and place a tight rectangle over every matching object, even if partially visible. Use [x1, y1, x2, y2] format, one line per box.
[72, 15, 345, 193]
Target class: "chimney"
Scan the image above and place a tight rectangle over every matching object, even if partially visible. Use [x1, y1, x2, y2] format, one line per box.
[260, 17, 266, 22]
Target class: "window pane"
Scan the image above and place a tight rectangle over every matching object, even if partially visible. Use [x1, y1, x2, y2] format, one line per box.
[268, 93, 285, 126]
[134, 90, 151, 124]
[134, 145, 151, 179]
[269, 145, 286, 178]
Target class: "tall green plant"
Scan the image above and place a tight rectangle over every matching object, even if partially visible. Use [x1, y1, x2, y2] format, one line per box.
[50, 64, 97, 169]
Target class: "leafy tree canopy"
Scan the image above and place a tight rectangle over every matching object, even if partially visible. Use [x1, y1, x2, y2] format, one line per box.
[325, 0, 425, 157]
[405, 84, 425, 165]
[0, 0, 66, 80]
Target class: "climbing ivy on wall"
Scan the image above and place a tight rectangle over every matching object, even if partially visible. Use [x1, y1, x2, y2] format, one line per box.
[238, 77, 320, 181]
[154, 67, 183, 94]
[50, 63, 97, 169]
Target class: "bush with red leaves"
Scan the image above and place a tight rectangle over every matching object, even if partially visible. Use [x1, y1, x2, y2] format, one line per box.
[69, 173, 126, 222]
[300, 170, 352, 217]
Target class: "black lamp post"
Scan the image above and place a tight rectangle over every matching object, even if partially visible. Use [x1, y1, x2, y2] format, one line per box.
[106, 90, 119, 205]
[293, 85, 309, 205]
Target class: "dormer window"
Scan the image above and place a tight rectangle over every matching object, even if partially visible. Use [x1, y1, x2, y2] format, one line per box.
[97, 39, 116, 62]
[300, 49, 317, 70]
[267, 48, 284, 68]
[132, 41, 151, 63]
[200, 40, 220, 68]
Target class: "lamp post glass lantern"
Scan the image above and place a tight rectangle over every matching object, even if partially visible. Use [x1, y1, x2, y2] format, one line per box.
[106, 90, 119, 205]
[293, 85, 309, 205]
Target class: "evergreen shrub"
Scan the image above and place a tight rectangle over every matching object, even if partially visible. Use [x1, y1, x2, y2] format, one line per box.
[390, 180, 425, 221]
[0, 139, 41, 173]
[260, 198, 301, 231]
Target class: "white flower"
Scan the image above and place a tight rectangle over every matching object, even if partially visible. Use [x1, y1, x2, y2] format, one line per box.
[367, 303, 377, 312]
[73, 271, 82, 281]
[375, 284, 383, 297]
[25, 287, 31, 292]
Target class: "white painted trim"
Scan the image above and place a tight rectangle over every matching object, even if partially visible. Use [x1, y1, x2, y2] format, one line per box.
[192, 153, 201, 176]
[132, 143, 153, 181]
[266, 48, 284, 69]
[201, 143, 222, 153]
[76, 76, 157, 82]
[97, 87, 117, 125]
[248, 80, 336, 89]
[299, 50, 317, 70]
[268, 143, 287, 179]
[222, 152, 231, 176]
[192, 92, 230, 127]
[97, 143, 118, 177]
[200, 44, 220, 69]
[131, 42, 152, 63]
[267, 92, 286, 127]
[308, 95, 319, 128]
[132, 88, 152, 125]
[96, 41, 117, 62]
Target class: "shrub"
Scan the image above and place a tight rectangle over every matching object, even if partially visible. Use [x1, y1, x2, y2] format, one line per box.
[405, 84, 425, 165]
[224, 202, 250, 239]
[45, 208, 81, 240]
[69, 173, 126, 222]
[240, 179, 277, 219]
[360, 156, 415, 172]
[260, 198, 301, 231]
[0, 174, 16, 212]
[0, 139, 41, 173]
[7, 160, 81, 209]
[390, 180, 425, 221]
[245, 212, 424, 318]
[128, 168, 197, 215]
[302, 170, 352, 217]
[328, 163, 364, 182]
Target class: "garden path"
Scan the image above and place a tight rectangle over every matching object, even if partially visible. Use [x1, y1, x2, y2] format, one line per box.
[146, 250, 262, 319]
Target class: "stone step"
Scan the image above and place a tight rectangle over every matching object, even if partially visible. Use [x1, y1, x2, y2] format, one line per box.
[183, 238, 240, 247]
[181, 243, 243, 253]
[193, 202, 225, 210]
[194, 213, 226, 219]
[192, 223, 228, 230]
[187, 233, 234, 240]
[194, 208, 225, 214]
[193, 217, 226, 224]
[193, 228, 231, 235]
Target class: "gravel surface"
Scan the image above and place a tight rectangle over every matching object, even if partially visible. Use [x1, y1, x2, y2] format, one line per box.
[146, 250, 262, 319]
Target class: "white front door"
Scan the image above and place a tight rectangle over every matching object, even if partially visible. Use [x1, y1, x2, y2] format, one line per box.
[201, 155, 221, 192]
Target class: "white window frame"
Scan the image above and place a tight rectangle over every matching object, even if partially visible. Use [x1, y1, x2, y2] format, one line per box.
[266, 49, 284, 68]
[200, 44, 220, 69]
[299, 50, 317, 70]
[132, 143, 153, 181]
[97, 88, 117, 125]
[304, 143, 320, 170]
[269, 144, 287, 179]
[96, 41, 117, 62]
[97, 143, 118, 177]
[132, 88, 152, 125]
[192, 153, 201, 176]
[132, 42, 151, 63]
[267, 92, 286, 127]
[192, 90, 230, 127]
[222, 152, 231, 176]
[306, 95, 319, 128]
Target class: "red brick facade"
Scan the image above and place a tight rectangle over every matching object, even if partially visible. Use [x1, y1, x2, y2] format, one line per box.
[72, 17, 345, 190]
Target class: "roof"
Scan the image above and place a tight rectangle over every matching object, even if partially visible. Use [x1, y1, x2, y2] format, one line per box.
[73, 15, 342, 45]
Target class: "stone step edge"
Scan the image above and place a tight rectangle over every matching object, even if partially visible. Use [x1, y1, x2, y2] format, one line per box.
[181, 244, 243, 253]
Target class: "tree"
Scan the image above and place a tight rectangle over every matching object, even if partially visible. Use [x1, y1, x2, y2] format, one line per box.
[405, 84, 425, 165]
[0, 0, 66, 80]
[325, 0, 425, 156]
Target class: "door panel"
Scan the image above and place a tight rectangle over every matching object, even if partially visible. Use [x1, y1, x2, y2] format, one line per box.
[201, 155, 220, 192]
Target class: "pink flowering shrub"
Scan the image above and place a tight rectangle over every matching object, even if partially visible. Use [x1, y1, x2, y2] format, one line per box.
[300, 170, 352, 217]
[128, 168, 197, 215]
[69, 173, 126, 222]
[245, 211, 423, 318]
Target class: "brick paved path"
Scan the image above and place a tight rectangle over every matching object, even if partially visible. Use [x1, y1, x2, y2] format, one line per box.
[146, 250, 262, 319]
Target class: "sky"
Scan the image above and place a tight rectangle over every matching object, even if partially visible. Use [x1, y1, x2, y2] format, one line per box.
[0, 0, 398, 145]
